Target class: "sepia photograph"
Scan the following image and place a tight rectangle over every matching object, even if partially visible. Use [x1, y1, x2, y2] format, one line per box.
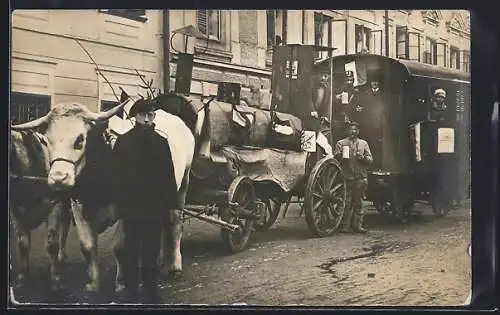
[9, 9, 471, 306]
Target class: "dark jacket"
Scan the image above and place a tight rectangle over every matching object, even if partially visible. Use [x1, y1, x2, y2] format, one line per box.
[112, 124, 178, 220]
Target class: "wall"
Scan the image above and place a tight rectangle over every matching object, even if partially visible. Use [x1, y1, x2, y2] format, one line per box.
[11, 9, 164, 112]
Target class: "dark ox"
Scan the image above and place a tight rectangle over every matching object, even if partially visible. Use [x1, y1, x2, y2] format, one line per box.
[11, 102, 126, 292]
[9, 130, 71, 290]
[11, 98, 200, 292]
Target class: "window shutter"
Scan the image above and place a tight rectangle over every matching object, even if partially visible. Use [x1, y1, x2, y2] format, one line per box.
[197, 10, 208, 35]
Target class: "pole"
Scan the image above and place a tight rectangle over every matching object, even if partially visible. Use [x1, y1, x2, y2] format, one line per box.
[162, 10, 170, 93]
[385, 10, 390, 57]
[329, 53, 334, 145]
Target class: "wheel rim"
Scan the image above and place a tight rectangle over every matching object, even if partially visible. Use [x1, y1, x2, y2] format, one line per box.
[223, 177, 256, 249]
[306, 158, 346, 236]
[254, 197, 281, 231]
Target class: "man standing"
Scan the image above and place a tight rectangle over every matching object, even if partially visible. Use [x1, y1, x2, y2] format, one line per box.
[113, 99, 177, 304]
[305, 72, 331, 131]
[334, 122, 373, 233]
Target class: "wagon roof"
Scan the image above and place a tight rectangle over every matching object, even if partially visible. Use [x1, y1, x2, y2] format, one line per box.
[315, 54, 470, 83]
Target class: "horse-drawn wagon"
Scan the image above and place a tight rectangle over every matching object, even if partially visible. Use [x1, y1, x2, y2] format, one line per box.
[108, 44, 348, 253]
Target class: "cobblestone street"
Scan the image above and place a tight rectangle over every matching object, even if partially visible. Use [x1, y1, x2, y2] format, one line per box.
[10, 201, 471, 306]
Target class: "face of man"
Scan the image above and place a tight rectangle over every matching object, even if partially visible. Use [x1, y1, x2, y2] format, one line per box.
[371, 80, 380, 90]
[135, 110, 156, 128]
[345, 77, 354, 86]
[320, 73, 329, 83]
[348, 125, 359, 138]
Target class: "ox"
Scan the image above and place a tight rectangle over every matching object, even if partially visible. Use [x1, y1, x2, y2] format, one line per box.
[9, 129, 71, 290]
[11, 98, 202, 293]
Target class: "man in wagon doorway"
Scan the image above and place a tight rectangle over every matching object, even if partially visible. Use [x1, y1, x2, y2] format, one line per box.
[334, 122, 373, 233]
[113, 99, 177, 304]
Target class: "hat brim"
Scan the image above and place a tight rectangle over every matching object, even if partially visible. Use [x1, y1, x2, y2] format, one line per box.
[129, 101, 156, 117]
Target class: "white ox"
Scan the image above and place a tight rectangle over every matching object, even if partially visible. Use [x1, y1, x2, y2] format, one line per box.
[11, 100, 198, 292]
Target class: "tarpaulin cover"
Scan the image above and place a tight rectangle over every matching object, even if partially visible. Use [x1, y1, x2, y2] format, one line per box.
[220, 145, 308, 193]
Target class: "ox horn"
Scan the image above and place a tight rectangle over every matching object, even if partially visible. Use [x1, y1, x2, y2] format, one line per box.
[86, 99, 129, 121]
[11, 114, 50, 130]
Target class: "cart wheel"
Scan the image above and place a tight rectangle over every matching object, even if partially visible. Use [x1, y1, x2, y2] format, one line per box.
[304, 156, 346, 237]
[254, 197, 281, 231]
[220, 176, 256, 253]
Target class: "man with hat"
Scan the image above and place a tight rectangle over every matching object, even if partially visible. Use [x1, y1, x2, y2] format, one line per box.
[112, 98, 177, 303]
[429, 88, 448, 122]
[333, 70, 360, 130]
[334, 121, 373, 233]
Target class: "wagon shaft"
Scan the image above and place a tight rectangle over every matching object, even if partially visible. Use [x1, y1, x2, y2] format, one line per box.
[182, 208, 241, 232]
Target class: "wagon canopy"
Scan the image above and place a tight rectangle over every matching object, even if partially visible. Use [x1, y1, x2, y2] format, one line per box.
[398, 59, 470, 83]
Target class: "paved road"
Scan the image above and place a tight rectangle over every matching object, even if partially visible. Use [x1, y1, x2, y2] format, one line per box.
[10, 201, 471, 306]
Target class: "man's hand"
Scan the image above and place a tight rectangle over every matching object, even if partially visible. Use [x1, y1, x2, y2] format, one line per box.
[356, 152, 365, 160]
[311, 111, 319, 118]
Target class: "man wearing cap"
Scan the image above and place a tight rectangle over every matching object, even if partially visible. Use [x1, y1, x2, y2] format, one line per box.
[113, 99, 177, 303]
[334, 121, 373, 233]
[429, 88, 448, 122]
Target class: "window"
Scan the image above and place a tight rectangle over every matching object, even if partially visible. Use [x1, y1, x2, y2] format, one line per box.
[450, 46, 461, 70]
[98, 9, 147, 23]
[424, 37, 437, 65]
[197, 10, 221, 41]
[355, 24, 371, 53]
[267, 10, 287, 49]
[396, 26, 408, 59]
[101, 100, 125, 119]
[314, 13, 332, 59]
[266, 10, 287, 64]
[10, 92, 51, 125]
[462, 50, 470, 72]
[395, 26, 421, 61]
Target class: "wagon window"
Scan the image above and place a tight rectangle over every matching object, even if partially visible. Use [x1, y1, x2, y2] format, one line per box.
[10, 92, 51, 125]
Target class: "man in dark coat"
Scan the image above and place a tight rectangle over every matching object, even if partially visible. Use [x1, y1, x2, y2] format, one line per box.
[352, 71, 385, 168]
[113, 99, 177, 304]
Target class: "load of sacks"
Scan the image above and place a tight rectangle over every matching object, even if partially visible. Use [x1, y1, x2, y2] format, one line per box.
[207, 101, 304, 152]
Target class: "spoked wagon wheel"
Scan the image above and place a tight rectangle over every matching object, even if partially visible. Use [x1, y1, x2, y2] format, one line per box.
[304, 157, 346, 237]
[254, 197, 281, 232]
[220, 176, 257, 253]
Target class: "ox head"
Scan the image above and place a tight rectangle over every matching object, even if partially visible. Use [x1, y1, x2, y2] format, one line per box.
[11, 102, 126, 190]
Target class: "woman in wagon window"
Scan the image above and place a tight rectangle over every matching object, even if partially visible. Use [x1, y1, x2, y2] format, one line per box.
[429, 88, 448, 122]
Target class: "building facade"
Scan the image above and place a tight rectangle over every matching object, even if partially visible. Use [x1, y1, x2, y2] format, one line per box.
[10, 9, 470, 122]
[11, 9, 165, 122]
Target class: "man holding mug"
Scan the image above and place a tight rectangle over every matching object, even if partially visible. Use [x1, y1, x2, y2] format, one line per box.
[334, 121, 373, 233]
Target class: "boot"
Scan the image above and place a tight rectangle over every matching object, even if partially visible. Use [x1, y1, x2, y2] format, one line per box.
[352, 215, 367, 233]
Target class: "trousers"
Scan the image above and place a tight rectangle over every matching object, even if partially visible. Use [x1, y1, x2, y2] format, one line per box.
[122, 216, 163, 296]
[341, 178, 368, 230]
